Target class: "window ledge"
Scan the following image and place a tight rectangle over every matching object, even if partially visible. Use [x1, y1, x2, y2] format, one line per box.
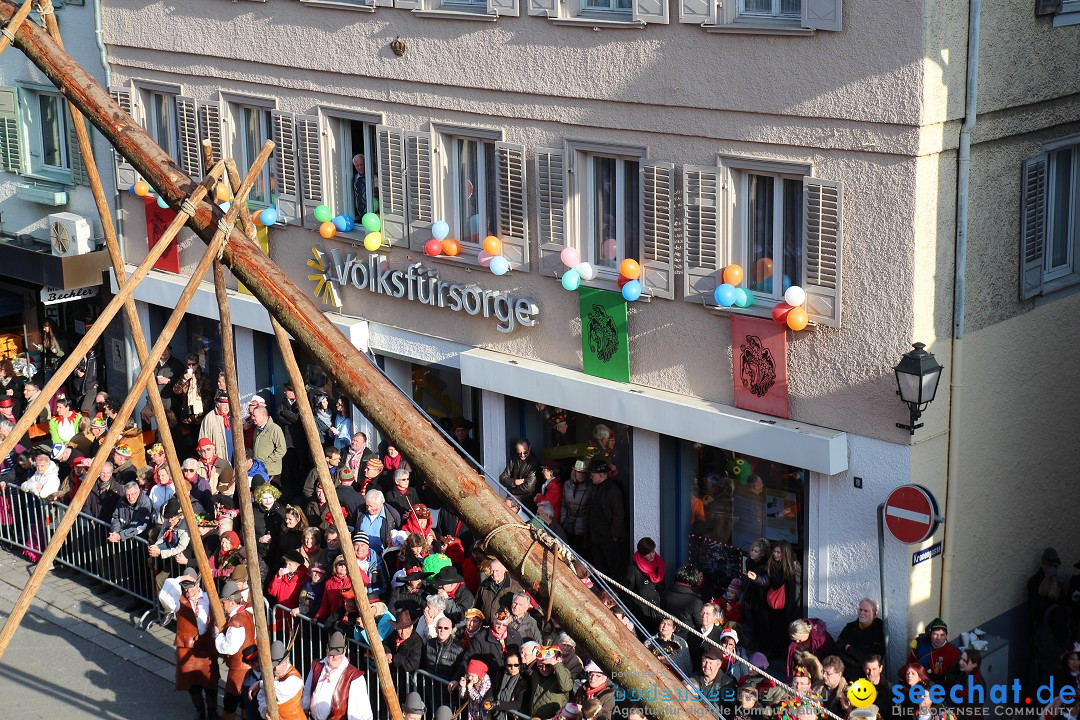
[1052, 8, 1080, 25]
[549, 16, 645, 28]
[704, 300, 815, 326]
[15, 182, 69, 206]
[703, 21, 813, 36]
[298, 0, 376, 11]
[412, 7, 499, 20]
[1040, 273, 1080, 296]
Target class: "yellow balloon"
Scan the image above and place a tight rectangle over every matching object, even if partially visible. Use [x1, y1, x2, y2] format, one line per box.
[363, 231, 383, 252]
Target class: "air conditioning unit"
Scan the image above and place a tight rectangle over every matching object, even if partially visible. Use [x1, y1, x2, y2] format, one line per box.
[48, 212, 93, 257]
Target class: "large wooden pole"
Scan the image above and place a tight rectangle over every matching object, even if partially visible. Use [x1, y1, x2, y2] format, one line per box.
[0, 11, 711, 715]
[0, 225, 235, 658]
[206, 145, 279, 720]
[41, 0, 236, 631]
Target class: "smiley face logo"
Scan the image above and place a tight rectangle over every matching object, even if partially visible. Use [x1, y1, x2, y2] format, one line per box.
[847, 678, 877, 708]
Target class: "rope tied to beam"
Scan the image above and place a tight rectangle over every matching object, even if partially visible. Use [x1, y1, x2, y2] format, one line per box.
[181, 199, 198, 217]
[480, 521, 570, 623]
[34, 1, 53, 16]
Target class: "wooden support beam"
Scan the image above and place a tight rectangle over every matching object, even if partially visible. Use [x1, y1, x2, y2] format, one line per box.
[0, 0, 31, 55]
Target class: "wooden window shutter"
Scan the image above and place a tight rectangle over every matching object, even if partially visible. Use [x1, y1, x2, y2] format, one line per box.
[271, 111, 300, 225]
[528, 0, 559, 16]
[0, 87, 21, 174]
[108, 86, 135, 189]
[496, 142, 529, 270]
[197, 100, 223, 175]
[489, 0, 520, 16]
[66, 112, 89, 185]
[405, 130, 433, 251]
[1019, 155, 1047, 300]
[802, 0, 841, 31]
[678, 0, 712, 23]
[296, 114, 323, 228]
[376, 125, 407, 248]
[176, 96, 201, 179]
[633, 0, 669, 23]
[682, 165, 721, 300]
[640, 160, 675, 299]
[535, 147, 566, 277]
[802, 176, 843, 327]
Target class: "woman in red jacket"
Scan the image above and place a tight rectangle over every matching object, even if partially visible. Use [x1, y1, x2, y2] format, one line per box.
[534, 462, 564, 522]
[268, 549, 309, 633]
[314, 555, 369, 624]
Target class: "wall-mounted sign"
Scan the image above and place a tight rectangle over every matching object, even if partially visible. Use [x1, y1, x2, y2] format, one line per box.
[732, 315, 790, 419]
[306, 246, 540, 334]
[40, 285, 99, 305]
[912, 541, 943, 566]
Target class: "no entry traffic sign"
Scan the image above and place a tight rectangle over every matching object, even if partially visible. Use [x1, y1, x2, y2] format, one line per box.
[884, 484, 940, 543]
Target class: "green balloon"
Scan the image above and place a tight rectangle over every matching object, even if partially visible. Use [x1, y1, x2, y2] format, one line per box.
[372, 197, 379, 213]
[361, 213, 382, 233]
[313, 205, 332, 223]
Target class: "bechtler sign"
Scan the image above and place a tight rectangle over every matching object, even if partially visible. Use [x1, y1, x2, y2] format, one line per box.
[307, 246, 540, 334]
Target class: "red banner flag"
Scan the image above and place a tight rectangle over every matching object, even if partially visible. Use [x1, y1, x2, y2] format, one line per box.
[731, 315, 789, 419]
[144, 197, 180, 274]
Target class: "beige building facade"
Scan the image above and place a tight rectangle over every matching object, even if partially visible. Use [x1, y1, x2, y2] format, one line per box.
[93, 0, 1079, 679]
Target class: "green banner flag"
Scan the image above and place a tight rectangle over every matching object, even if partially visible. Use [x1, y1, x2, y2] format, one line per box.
[579, 287, 630, 383]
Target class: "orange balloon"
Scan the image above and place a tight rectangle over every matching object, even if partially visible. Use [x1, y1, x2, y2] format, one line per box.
[619, 259, 641, 280]
[786, 306, 809, 331]
[442, 238, 461, 257]
[319, 221, 337, 239]
[722, 264, 744, 286]
[754, 258, 773, 283]
[252, 211, 265, 227]
[133, 181, 150, 197]
[482, 235, 502, 256]
[215, 183, 232, 203]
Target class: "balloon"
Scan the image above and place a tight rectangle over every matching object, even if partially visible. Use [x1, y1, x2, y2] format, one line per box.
[786, 306, 809, 331]
[621, 280, 642, 302]
[341, 216, 355, 232]
[561, 269, 581, 291]
[722, 264, 744, 286]
[252, 211, 265, 227]
[619, 259, 641, 280]
[477, 250, 494, 268]
[617, 275, 631, 290]
[128, 184, 137, 196]
[771, 302, 794, 324]
[560, 247, 580, 268]
[714, 283, 737, 307]
[431, 220, 450, 241]
[215, 183, 232, 204]
[218, 201, 232, 213]
[260, 207, 279, 226]
[783, 274, 792, 292]
[371, 198, 379, 212]
[482, 235, 502, 256]
[363, 232, 382, 252]
[602, 239, 618, 260]
[442, 238, 461, 256]
[468, 214, 481, 236]
[576, 262, 597, 281]
[314, 205, 332, 223]
[333, 215, 351, 232]
[754, 257, 773, 283]
[319, 221, 337, 239]
[734, 288, 754, 308]
[156, 195, 169, 209]
[424, 239, 443, 257]
[784, 285, 807, 307]
[361, 213, 381, 233]
[490, 256, 510, 276]
[133, 181, 150, 197]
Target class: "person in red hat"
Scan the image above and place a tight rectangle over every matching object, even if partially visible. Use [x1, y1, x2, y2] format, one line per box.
[0, 396, 16, 424]
[196, 436, 235, 500]
[199, 391, 233, 463]
[460, 658, 493, 720]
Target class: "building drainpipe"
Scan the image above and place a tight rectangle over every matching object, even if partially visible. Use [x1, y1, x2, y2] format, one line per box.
[941, 0, 981, 625]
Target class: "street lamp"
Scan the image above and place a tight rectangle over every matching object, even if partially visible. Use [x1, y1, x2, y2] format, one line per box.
[894, 342, 943, 435]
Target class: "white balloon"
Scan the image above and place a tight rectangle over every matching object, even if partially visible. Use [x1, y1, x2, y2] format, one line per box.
[784, 285, 807, 307]
[576, 262, 597, 281]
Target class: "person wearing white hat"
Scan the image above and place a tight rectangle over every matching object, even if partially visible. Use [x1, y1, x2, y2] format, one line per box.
[572, 660, 616, 719]
[301, 631, 372, 720]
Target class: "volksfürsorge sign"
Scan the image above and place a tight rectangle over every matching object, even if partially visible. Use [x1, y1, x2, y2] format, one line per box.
[307, 246, 540, 333]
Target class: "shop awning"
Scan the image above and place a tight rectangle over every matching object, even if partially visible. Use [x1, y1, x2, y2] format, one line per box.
[460, 348, 848, 476]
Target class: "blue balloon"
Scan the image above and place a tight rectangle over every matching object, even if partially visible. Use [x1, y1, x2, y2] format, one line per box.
[342, 216, 355, 232]
[714, 283, 737, 307]
[783, 274, 792, 292]
[332, 215, 350, 232]
[621, 279, 642, 302]
[128, 184, 137, 196]
[218, 201, 232, 213]
[468, 213, 481, 234]
[490, 256, 510, 276]
[260, 207, 279, 226]
[431, 220, 450, 241]
[561, 268, 581, 292]
[734, 287, 754, 308]
[156, 195, 169, 209]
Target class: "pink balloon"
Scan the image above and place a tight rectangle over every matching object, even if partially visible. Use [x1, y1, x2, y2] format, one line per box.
[477, 250, 494, 268]
[602, 239, 618, 260]
[559, 247, 579, 268]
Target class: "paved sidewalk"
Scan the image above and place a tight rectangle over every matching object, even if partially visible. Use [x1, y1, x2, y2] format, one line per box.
[0, 548, 195, 719]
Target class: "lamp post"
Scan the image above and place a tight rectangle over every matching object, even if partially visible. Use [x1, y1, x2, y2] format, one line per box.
[894, 342, 943, 435]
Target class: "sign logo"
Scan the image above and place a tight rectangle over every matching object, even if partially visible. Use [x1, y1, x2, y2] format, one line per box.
[847, 679, 878, 708]
[40, 285, 99, 305]
[305, 245, 539, 333]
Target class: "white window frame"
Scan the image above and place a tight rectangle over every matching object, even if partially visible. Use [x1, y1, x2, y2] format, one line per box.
[398, 0, 517, 20]
[726, 157, 812, 304]
[18, 84, 71, 183]
[567, 140, 647, 288]
[679, 0, 839, 34]
[134, 81, 181, 164]
[737, 0, 800, 21]
[1042, 138, 1080, 293]
[432, 123, 503, 262]
[320, 108, 382, 240]
[223, 94, 277, 209]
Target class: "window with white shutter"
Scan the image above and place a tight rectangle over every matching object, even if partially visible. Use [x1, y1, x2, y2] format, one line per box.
[0, 87, 22, 174]
[17, 86, 76, 185]
[496, 142, 529, 270]
[271, 111, 300, 225]
[109, 85, 137, 189]
[802, 176, 842, 327]
[176, 96, 201, 179]
[320, 112, 378, 236]
[296, 114, 324, 226]
[67, 112, 88, 185]
[1020, 155, 1047, 300]
[641, 160, 675, 298]
[1021, 141, 1080, 298]
[197, 100, 223, 175]
[223, 97, 276, 208]
[406, 130, 434, 251]
[701, 0, 841, 32]
[682, 165, 722, 300]
[535, 147, 566, 277]
[377, 125, 407, 247]
[136, 85, 179, 164]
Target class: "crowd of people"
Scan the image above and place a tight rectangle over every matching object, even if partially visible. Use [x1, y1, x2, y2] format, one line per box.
[0, 346, 1077, 720]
